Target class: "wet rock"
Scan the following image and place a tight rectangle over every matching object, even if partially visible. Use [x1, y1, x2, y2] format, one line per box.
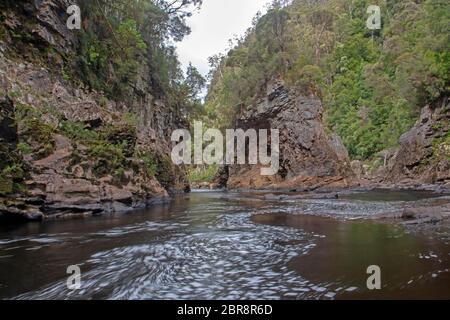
[0, 198, 44, 222]
[0, 62, 182, 219]
[375, 202, 450, 225]
[0, 0, 189, 222]
[214, 166, 229, 189]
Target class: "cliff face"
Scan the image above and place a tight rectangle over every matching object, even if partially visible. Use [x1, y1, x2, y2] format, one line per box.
[386, 97, 450, 186]
[0, 1, 188, 222]
[226, 81, 450, 191]
[227, 81, 353, 190]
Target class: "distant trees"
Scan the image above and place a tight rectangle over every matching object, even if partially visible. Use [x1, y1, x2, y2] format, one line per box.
[186, 63, 206, 101]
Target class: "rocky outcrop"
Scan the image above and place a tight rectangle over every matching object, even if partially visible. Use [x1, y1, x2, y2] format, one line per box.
[386, 97, 450, 187]
[0, 1, 188, 222]
[227, 81, 353, 190]
[375, 202, 450, 225]
[0, 55, 175, 222]
[214, 166, 229, 189]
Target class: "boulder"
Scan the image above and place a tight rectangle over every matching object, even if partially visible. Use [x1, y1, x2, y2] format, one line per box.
[387, 96, 450, 185]
[228, 81, 353, 190]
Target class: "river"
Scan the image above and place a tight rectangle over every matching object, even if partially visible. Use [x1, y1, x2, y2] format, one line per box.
[0, 190, 449, 300]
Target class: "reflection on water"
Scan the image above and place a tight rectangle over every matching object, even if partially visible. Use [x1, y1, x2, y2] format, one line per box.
[254, 214, 450, 299]
[0, 190, 449, 300]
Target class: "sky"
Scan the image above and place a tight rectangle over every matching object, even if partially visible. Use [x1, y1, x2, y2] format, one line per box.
[176, 0, 270, 78]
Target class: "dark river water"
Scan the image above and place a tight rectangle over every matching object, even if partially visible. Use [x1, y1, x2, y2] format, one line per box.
[0, 190, 449, 300]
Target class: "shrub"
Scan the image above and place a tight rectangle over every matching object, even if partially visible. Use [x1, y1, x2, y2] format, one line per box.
[88, 141, 127, 177]
[60, 120, 99, 142]
[17, 142, 32, 155]
[188, 165, 218, 183]
[135, 151, 158, 178]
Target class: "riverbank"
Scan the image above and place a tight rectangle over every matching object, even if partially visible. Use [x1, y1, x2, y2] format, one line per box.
[3, 183, 450, 226]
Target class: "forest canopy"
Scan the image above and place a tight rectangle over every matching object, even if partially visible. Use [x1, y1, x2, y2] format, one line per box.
[74, 0, 205, 117]
[204, 0, 449, 160]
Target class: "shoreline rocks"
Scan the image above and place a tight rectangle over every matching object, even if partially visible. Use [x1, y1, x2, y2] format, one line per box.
[373, 203, 450, 225]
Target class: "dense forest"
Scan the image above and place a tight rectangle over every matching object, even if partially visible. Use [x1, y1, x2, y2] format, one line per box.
[72, 0, 205, 115]
[205, 0, 449, 161]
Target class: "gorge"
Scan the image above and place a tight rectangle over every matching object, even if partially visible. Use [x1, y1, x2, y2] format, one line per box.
[0, 0, 449, 300]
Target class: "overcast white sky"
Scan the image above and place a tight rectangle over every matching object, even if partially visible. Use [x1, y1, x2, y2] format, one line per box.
[176, 0, 269, 78]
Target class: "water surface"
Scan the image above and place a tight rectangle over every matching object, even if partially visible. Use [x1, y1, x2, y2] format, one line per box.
[0, 190, 448, 299]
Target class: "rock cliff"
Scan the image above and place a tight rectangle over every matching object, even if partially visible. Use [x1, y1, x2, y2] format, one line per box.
[225, 82, 449, 191]
[0, 0, 188, 222]
[227, 81, 353, 190]
[385, 97, 450, 187]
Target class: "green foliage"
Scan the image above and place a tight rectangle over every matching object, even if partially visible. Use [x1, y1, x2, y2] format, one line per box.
[135, 150, 158, 178]
[0, 24, 6, 40]
[432, 123, 450, 161]
[0, 162, 25, 195]
[75, 0, 203, 115]
[88, 140, 127, 176]
[188, 165, 218, 183]
[59, 118, 138, 177]
[15, 103, 56, 159]
[0, 142, 25, 196]
[186, 63, 207, 100]
[7, 90, 20, 99]
[77, 17, 147, 97]
[1, 164, 24, 181]
[61, 67, 70, 81]
[134, 149, 179, 190]
[101, 123, 137, 157]
[287, 64, 323, 95]
[205, 0, 450, 160]
[121, 112, 139, 127]
[16, 142, 32, 155]
[155, 154, 176, 190]
[60, 120, 99, 142]
[2, 1, 205, 194]
[134, 150, 176, 189]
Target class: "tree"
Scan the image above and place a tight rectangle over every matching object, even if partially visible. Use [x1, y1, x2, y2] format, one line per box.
[205, 0, 449, 161]
[186, 63, 206, 101]
[75, 0, 204, 119]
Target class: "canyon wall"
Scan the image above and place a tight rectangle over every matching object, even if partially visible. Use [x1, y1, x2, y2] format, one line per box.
[385, 97, 450, 187]
[225, 82, 449, 191]
[227, 81, 353, 190]
[0, 0, 188, 222]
